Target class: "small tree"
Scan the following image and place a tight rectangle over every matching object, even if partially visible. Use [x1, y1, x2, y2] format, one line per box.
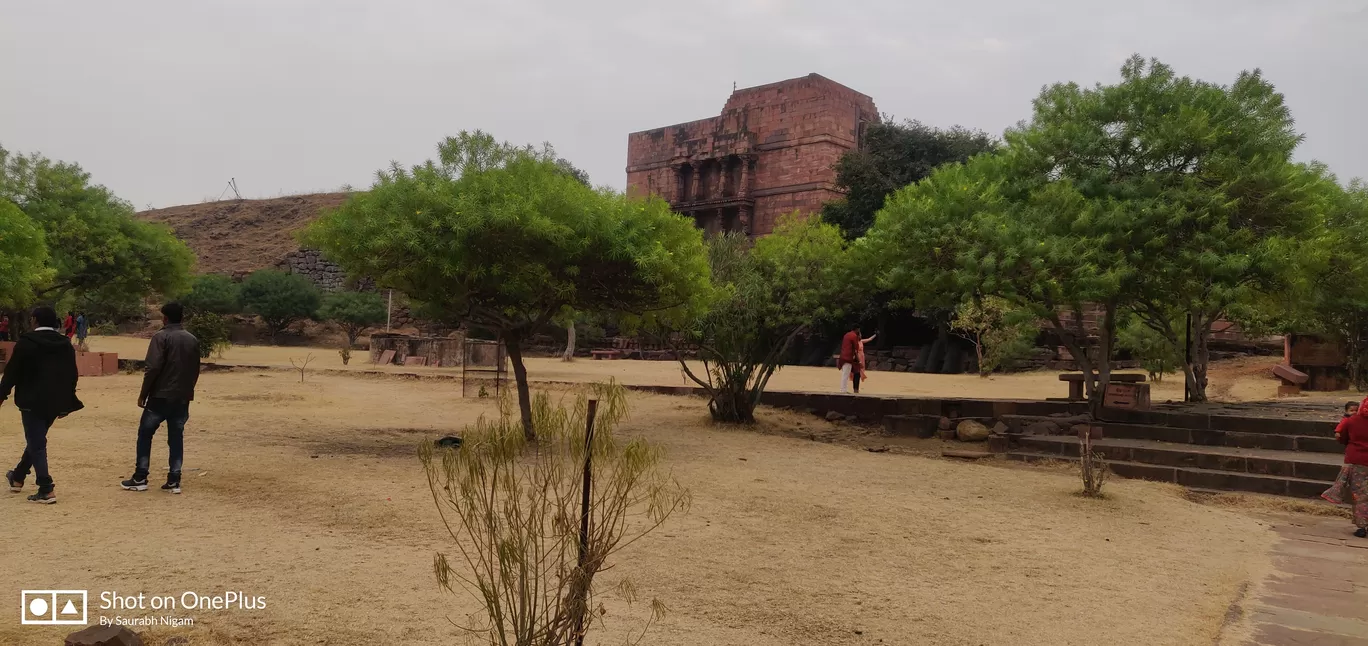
[305, 131, 709, 440]
[1117, 319, 1183, 383]
[951, 296, 1037, 377]
[420, 382, 687, 645]
[317, 291, 386, 348]
[181, 273, 241, 316]
[675, 215, 846, 423]
[185, 312, 232, 359]
[238, 270, 321, 342]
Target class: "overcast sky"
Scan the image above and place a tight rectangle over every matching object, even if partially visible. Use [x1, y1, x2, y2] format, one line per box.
[2, 0, 1364, 210]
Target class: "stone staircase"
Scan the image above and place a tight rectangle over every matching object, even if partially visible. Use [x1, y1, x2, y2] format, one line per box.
[1004, 409, 1345, 498]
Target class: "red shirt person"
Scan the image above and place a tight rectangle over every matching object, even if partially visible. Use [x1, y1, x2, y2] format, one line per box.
[838, 325, 860, 394]
[1324, 397, 1368, 537]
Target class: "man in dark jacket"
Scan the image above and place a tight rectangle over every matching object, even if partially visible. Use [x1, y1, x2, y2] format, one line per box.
[121, 302, 200, 494]
[2, 306, 83, 504]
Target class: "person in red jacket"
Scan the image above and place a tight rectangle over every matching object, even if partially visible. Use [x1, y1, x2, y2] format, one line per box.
[1324, 396, 1368, 538]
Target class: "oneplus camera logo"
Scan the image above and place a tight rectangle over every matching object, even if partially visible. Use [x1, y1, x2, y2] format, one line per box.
[21, 590, 87, 625]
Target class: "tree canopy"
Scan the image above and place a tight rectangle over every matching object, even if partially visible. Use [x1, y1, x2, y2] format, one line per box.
[0, 145, 194, 316]
[238, 270, 322, 339]
[305, 130, 710, 438]
[179, 273, 241, 316]
[822, 119, 997, 240]
[318, 290, 387, 348]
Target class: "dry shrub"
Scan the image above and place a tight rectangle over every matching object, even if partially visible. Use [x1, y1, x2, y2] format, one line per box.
[420, 382, 690, 645]
[1080, 434, 1109, 497]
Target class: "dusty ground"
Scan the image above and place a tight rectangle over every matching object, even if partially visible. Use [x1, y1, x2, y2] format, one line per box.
[0, 367, 1279, 645]
[87, 336, 1331, 404]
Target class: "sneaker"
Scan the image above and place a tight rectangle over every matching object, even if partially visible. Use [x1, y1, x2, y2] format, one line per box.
[1355, 528, 1367, 539]
[120, 477, 148, 492]
[161, 477, 181, 495]
[5, 470, 21, 493]
[27, 490, 55, 504]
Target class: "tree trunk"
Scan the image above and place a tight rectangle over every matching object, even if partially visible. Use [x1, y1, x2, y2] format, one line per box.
[563, 320, 576, 362]
[504, 334, 537, 441]
[975, 331, 987, 378]
[1091, 303, 1117, 417]
[1188, 314, 1211, 402]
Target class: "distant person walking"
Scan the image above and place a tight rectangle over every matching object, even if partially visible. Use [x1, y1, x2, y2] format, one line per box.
[62, 311, 75, 341]
[2, 306, 83, 504]
[121, 303, 200, 494]
[839, 324, 861, 394]
[0, 314, 10, 342]
[1324, 397, 1368, 538]
[75, 312, 88, 348]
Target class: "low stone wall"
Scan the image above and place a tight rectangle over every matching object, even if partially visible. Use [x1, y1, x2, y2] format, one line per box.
[369, 332, 467, 367]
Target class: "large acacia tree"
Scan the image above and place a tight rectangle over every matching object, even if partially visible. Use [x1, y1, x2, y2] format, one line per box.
[305, 131, 710, 439]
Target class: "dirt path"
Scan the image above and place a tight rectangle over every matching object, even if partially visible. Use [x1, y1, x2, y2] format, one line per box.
[0, 371, 1278, 645]
[1221, 515, 1368, 645]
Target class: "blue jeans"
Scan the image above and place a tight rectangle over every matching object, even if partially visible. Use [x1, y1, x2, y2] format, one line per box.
[134, 398, 189, 480]
[12, 410, 57, 492]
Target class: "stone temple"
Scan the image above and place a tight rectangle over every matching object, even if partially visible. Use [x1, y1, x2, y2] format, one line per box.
[625, 74, 878, 237]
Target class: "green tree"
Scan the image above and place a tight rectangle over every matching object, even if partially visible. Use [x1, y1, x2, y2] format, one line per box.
[0, 199, 52, 309]
[0, 146, 194, 323]
[822, 119, 997, 240]
[180, 274, 241, 316]
[304, 131, 710, 439]
[1117, 317, 1183, 383]
[238, 270, 321, 341]
[185, 312, 232, 359]
[317, 291, 387, 348]
[951, 296, 1038, 377]
[675, 215, 846, 423]
[1012, 55, 1325, 401]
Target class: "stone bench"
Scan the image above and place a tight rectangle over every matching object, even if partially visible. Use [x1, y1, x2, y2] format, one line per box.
[590, 350, 622, 360]
[1058, 372, 1145, 401]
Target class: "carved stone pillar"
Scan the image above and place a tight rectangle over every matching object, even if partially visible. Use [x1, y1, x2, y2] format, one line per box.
[691, 165, 702, 202]
[739, 206, 753, 237]
[712, 158, 726, 200]
[738, 155, 752, 198]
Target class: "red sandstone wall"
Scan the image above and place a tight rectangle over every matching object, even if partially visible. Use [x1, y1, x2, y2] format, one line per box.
[626, 74, 877, 234]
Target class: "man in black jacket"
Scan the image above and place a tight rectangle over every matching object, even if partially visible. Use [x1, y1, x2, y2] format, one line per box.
[2, 306, 83, 504]
[122, 302, 200, 494]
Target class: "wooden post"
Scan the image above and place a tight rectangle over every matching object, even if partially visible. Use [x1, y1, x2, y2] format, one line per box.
[573, 399, 598, 646]
[386, 290, 393, 333]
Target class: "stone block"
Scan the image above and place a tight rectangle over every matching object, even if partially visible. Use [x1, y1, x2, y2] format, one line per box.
[65, 625, 144, 646]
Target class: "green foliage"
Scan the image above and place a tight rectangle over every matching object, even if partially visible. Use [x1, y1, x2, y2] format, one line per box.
[305, 130, 710, 439]
[676, 215, 846, 422]
[180, 274, 241, 316]
[0, 199, 52, 309]
[822, 119, 997, 240]
[74, 286, 146, 325]
[317, 290, 387, 347]
[0, 145, 195, 308]
[1117, 319, 1183, 382]
[1009, 55, 1323, 400]
[185, 312, 231, 359]
[951, 296, 1037, 376]
[419, 382, 686, 645]
[238, 270, 321, 339]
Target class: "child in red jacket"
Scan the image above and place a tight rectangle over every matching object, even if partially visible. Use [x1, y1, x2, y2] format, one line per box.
[1324, 397, 1368, 538]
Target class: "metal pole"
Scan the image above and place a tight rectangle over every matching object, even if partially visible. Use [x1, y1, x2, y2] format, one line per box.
[573, 399, 598, 646]
[386, 290, 392, 333]
[1184, 313, 1192, 403]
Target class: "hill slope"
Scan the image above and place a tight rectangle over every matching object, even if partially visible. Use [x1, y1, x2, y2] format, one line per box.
[137, 193, 350, 274]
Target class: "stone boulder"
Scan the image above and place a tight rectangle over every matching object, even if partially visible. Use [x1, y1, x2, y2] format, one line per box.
[825, 410, 845, 422]
[938, 416, 954, 431]
[956, 419, 991, 442]
[66, 626, 144, 646]
[992, 421, 1010, 435]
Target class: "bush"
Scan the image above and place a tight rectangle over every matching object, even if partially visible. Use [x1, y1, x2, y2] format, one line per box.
[181, 274, 240, 316]
[185, 312, 231, 359]
[952, 296, 1038, 376]
[317, 291, 386, 348]
[1117, 320, 1183, 383]
[238, 270, 321, 341]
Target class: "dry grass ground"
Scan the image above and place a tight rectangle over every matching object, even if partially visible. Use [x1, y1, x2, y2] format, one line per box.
[0, 367, 1278, 645]
[86, 335, 1336, 404]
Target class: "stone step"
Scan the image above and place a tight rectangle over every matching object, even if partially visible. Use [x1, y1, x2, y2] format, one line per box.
[1015, 435, 1345, 482]
[1005, 451, 1335, 498]
[1103, 409, 1337, 437]
[1100, 422, 1343, 453]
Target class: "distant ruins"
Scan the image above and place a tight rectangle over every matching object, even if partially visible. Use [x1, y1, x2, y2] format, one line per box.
[626, 74, 877, 237]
